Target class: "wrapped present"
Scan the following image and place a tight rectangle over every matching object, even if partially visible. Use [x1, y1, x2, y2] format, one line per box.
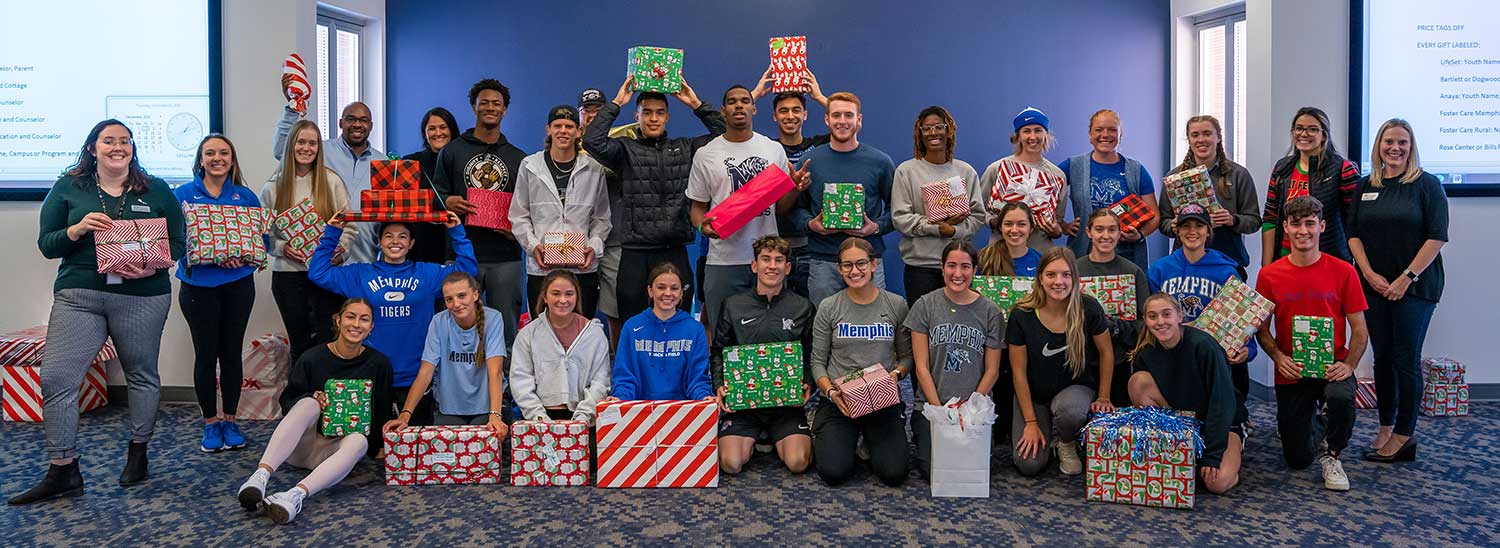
[184, 204, 269, 267]
[1106, 193, 1156, 234]
[95, 217, 175, 274]
[220, 333, 290, 420]
[1163, 165, 1222, 213]
[341, 189, 449, 223]
[768, 36, 809, 92]
[722, 341, 805, 411]
[822, 183, 866, 230]
[283, 53, 310, 115]
[510, 420, 591, 486]
[1421, 382, 1469, 417]
[926, 394, 998, 498]
[371, 158, 421, 190]
[1084, 407, 1202, 510]
[1190, 277, 1274, 353]
[271, 198, 326, 257]
[626, 46, 684, 93]
[596, 400, 718, 488]
[320, 378, 372, 437]
[832, 364, 901, 419]
[0, 325, 116, 422]
[464, 187, 513, 231]
[971, 276, 1033, 316]
[705, 164, 794, 239]
[1080, 275, 1138, 321]
[541, 232, 589, 268]
[1420, 357, 1466, 384]
[1291, 315, 1334, 379]
[384, 425, 504, 485]
[990, 158, 1064, 227]
[922, 177, 970, 223]
[1354, 378, 1377, 409]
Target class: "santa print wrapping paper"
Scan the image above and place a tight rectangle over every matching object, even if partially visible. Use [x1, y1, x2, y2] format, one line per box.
[626, 46, 685, 93]
[832, 364, 901, 419]
[384, 426, 504, 485]
[706, 164, 794, 239]
[371, 159, 420, 191]
[1420, 357, 1466, 384]
[722, 341, 805, 411]
[595, 400, 719, 488]
[542, 232, 588, 268]
[271, 198, 325, 257]
[1422, 382, 1469, 417]
[971, 276, 1033, 317]
[1163, 165, 1222, 213]
[342, 189, 449, 223]
[1291, 315, 1334, 379]
[510, 420, 591, 486]
[1084, 407, 1202, 510]
[1107, 193, 1156, 234]
[922, 177, 969, 223]
[767, 36, 808, 92]
[219, 333, 290, 420]
[184, 204, 269, 267]
[1189, 277, 1274, 354]
[1354, 378, 1377, 409]
[1080, 275, 1138, 321]
[822, 183, 866, 230]
[95, 217, 175, 274]
[320, 378, 372, 436]
[988, 158, 1063, 227]
[464, 187, 513, 231]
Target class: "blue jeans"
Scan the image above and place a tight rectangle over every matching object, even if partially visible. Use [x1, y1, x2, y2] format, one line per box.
[1365, 294, 1437, 436]
[805, 258, 887, 305]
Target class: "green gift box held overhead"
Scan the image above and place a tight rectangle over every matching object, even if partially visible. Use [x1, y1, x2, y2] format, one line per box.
[626, 46, 684, 93]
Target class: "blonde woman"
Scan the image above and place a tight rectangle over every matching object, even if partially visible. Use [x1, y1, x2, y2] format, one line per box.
[981, 107, 1065, 250]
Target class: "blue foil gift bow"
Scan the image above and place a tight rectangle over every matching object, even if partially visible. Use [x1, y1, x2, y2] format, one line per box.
[1081, 406, 1205, 464]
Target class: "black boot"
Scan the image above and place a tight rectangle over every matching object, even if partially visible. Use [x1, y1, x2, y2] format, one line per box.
[8, 460, 84, 505]
[119, 442, 148, 486]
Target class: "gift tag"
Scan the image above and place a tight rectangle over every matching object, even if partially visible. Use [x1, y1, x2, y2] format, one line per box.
[544, 233, 565, 246]
[426, 451, 457, 466]
[1015, 279, 1033, 292]
[121, 242, 142, 252]
[106, 273, 123, 285]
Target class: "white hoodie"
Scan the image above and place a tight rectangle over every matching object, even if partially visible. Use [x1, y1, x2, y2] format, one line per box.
[508, 314, 613, 422]
[509, 151, 611, 276]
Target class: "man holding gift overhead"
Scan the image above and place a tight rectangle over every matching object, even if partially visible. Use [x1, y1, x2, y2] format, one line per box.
[1255, 196, 1368, 492]
[274, 77, 382, 264]
[751, 64, 831, 299]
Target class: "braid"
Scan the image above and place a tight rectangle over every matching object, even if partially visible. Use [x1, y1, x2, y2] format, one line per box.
[473, 305, 487, 368]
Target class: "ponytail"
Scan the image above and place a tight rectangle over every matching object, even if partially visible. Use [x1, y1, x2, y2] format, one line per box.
[442, 271, 487, 368]
[1127, 293, 1186, 363]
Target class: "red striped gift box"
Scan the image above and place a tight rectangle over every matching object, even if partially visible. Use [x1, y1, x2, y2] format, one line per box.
[1355, 378, 1377, 409]
[922, 177, 970, 222]
[595, 400, 718, 488]
[832, 364, 901, 419]
[541, 232, 588, 267]
[0, 325, 114, 422]
[95, 217, 174, 274]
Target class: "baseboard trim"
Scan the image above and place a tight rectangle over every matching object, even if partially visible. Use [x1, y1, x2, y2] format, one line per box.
[1249, 381, 1499, 402]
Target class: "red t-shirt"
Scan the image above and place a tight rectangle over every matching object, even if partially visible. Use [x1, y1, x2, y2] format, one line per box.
[1255, 253, 1368, 384]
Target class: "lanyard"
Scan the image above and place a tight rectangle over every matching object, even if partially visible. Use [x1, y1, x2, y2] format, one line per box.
[96, 180, 127, 220]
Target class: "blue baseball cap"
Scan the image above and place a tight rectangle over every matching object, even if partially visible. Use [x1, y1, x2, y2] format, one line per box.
[1013, 107, 1049, 132]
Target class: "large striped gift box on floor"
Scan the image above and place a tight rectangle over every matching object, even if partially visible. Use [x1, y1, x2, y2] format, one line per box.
[595, 400, 718, 488]
[0, 325, 115, 422]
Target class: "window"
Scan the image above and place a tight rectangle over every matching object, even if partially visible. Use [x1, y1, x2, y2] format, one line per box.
[1195, 11, 1247, 163]
[316, 11, 364, 141]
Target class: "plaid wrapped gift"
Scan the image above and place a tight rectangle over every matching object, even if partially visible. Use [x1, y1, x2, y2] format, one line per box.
[542, 232, 588, 268]
[991, 158, 1064, 226]
[271, 198, 325, 257]
[384, 425, 504, 485]
[341, 189, 450, 223]
[596, 400, 719, 488]
[1420, 357, 1466, 384]
[1421, 382, 1469, 417]
[510, 420, 591, 486]
[722, 341, 805, 411]
[1163, 165, 1222, 213]
[626, 46, 684, 93]
[320, 378, 373, 436]
[1080, 275, 1138, 320]
[95, 217, 175, 273]
[371, 159, 420, 190]
[1189, 277, 1274, 353]
[465, 187, 513, 231]
[1, 326, 115, 422]
[1292, 315, 1334, 379]
[184, 204, 269, 267]
[1084, 407, 1202, 510]
[1354, 378, 1377, 409]
[822, 183, 866, 230]
[219, 333, 290, 420]
[1107, 193, 1156, 234]
[922, 177, 970, 222]
[768, 36, 809, 92]
[832, 364, 901, 419]
[971, 276, 1034, 316]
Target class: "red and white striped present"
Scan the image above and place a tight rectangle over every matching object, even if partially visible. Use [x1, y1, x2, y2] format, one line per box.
[541, 232, 588, 268]
[95, 218, 175, 274]
[922, 177, 970, 222]
[1354, 378, 1377, 409]
[510, 420, 591, 486]
[595, 400, 718, 488]
[219, 333, 290, 420]
[0, 325, 114, 422]
[832, 364, 901, 418]
[988, 158, 1064, 227]
[384, 425, 504, 485]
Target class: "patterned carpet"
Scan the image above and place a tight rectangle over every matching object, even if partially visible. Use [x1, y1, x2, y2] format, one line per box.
[1, 401, 1496, 547]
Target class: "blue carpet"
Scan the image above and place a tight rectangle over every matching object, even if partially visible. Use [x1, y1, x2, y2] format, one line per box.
[1, 402, 1496, 547]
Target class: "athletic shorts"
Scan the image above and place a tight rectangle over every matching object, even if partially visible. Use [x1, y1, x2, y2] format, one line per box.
[718, 407, 810, 443]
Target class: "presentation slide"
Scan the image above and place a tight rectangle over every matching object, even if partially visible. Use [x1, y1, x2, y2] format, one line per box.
[0, 0, 210, 188]
[1364, 0, 1500, 185]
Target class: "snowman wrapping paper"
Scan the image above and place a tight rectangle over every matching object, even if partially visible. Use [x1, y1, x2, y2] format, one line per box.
[510, 420, 591, 486]
[320, 379, 372, 437]
[384, 425, 504, 485]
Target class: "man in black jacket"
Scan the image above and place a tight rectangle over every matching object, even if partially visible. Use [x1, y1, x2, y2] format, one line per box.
[583, 75, 724, 321]
[711, 235, 815, 475]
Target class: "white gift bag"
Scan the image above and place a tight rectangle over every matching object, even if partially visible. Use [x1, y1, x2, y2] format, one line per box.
[926, 393, 997, 498]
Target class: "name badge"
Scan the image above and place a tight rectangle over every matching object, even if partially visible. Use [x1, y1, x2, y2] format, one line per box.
[106, 274, 123, 285]
[1361, 192, 1379, 201]
[130, 204, 151, 213]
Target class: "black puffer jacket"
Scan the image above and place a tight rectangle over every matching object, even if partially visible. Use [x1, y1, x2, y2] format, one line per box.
[583, 102, 724, 249]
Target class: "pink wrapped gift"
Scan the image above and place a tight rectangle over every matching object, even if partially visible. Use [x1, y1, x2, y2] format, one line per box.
[705, 163, 794, 239]
[219, 333, 290, 420]
[922, 177, 969, 222]
[832, 364, 900, 418]
[541, 232, 588, 268]
[95, 217, 174, 273]
[465, 188, 513, 231]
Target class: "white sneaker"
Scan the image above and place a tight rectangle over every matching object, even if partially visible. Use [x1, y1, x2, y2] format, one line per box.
[265, 487, 306, 524]
[1057, 442, 1083, 476]
[236, 468, 270, 511]
[1320, 454, 1350, 491]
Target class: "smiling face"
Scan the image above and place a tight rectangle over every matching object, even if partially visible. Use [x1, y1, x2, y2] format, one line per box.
[442, 279, 481, 323]
[648, 271, 683, 313]
[1291, 114, 1326, 156]
[425, 115, 453, 152]
[1017, 125, 1049, 155]
[1143, 297, 1184, 347]
[751, 248, 788, 291]
[1089, 113, 1121, 155]
[580, 103, 601, 128]
[473, 89, 506, 129]
[379, 223, 413, 263]
[92, 123, 134, 175]
[293, 127, 321, 168]
[825, 99, 861, 144]
[636, 97, 669, 139]
[547, 118, 579, 152]
[1038, 256, 1074, 302]
[1000, 208, 1033, 249]
[919, 113, 948, 155]
[722, 87, 755, 131]
[1176, 218, 1209, 252]
[1087, 214, 1120, 255]
[1378, 125, 1412, 173]
[339, 103, 372, 147]
[1187, 120, 1220, 164]
[1284, 214, 1325, 253]
[335, 302, 374, 345]
[198, 137, 233, 180]
[837, 246, 876, 290]
[544, 278, 579, 319]
[773, 96, 807, 136]
[941, 248, 976, 293]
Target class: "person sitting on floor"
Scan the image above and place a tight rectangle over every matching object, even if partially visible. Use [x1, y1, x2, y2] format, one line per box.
[605, 263, 714, 402]
[510, 270, 614, 423]
[381, 272, 507, 435]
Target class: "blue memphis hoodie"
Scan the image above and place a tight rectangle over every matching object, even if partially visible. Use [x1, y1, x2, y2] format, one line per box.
[612, 308, 712, 400]
[308, 223, 479, 387]
[1148, 247, 1258, 360]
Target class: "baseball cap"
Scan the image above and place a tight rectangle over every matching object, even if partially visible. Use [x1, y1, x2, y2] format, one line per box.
[548, 104, 579, 125]
[1176, 203, 1212, 226]
[578, 88, 606, 107]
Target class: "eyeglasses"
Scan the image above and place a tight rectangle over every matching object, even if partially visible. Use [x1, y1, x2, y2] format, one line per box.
[919, 124, 949, 133]
[342, 116, 372, 125]
[1292, 125, 1322, 135]
[837, 259, 874, 272]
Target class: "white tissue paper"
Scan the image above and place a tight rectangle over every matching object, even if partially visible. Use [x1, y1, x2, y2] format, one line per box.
[925, 393, 997, 498]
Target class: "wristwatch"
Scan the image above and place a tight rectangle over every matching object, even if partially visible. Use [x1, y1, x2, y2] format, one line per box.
[1403, 269, 1419, 282]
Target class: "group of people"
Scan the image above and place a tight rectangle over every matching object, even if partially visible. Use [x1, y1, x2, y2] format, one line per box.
[11, 65, 1449, 527]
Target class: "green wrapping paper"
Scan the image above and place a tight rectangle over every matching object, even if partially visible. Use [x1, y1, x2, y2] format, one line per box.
[722, 342, 805, 411]
[971, 276, 1034, 318]
[626, 46, 684, 93]
[320, 378, 373, 436]
[822, 183, 866, 230]
[1292, 315, 1334, 378]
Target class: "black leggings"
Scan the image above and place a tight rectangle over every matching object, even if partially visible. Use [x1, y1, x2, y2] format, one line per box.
[271, 271, 341, 364]
[179, 276, 256, 419]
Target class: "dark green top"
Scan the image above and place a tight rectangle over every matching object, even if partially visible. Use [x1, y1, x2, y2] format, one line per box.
[38, 175, 187, 296]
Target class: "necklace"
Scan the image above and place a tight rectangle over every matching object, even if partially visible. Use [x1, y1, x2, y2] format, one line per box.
[96, 179, 126, 219]
[328, 342, 363, 360]
[546, 154, 575, 175]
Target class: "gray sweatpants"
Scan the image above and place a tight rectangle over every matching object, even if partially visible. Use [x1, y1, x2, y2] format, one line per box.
[43, 288, 171, 460]
[1011, 384, 1095, 476]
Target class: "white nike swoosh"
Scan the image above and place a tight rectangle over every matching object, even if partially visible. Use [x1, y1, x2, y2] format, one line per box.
[632, 326, 644, 333]
[1041, 343, 1067, 357]
[740, 317, 757, 325]
[797, 424, 809, 430]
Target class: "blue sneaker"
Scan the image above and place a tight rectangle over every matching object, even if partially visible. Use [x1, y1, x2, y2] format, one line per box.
[221, 421, 247, 450]
[200, 422, 224, 453]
